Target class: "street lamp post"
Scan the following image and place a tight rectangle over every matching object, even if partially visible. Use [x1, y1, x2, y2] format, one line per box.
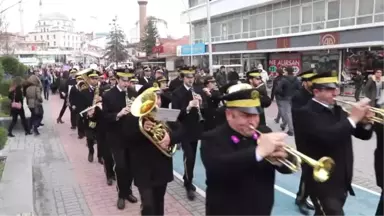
[206, 0, 213, 75]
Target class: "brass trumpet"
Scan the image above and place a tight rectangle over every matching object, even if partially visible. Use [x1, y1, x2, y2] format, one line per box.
[249, 126, 335, 183]
[333, 98, 384, 124]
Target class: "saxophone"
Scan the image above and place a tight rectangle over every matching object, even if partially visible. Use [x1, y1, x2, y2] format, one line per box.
[88, 86, 99, 129]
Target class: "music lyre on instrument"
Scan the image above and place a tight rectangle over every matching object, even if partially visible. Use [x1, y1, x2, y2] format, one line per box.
[249, 126, 335, 183]
[130, 86, 177, 157]
[333, 98, 384, 124]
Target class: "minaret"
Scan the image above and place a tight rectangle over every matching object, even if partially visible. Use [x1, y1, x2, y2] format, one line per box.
[39, 0, 42, 18]
[137, 0, 148, 41]
[19, 0, 24, 35]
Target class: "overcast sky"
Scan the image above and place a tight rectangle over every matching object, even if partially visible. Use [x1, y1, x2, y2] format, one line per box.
[1, 0, 190, 38]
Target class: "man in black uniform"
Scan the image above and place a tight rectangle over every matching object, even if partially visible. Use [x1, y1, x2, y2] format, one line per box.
[297, 71, 374, 216]
[68, 74, 86, 139]
[153, 76, 172, 108]
[139, 66, 153, 85]
[78, 69, 103, 164]
[291, 69, 317, 214]
[123, 84, 200, 215]
[168, 68, 183, 93]
[171, 67, 204, 200]
[201, 76, 221, 131]
[374, 120, 383, 216]
[200, 83, 297, 215]
[57, 68, 77, 126]
[246, 70, 272, 126]
[102, 68, 138, 209]
[98, 74, 118, 186]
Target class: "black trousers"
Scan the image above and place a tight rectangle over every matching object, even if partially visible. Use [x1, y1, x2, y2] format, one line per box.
[58, 99, 67, 119]
[111, 147, 133, 198]
[354, 86, 362, 102]
[138, 184, 167, 216]
[70, 108, 77, 128]
[86, 130, 102, 158]
[97, 131, 114, 179]
[77, 114, 85, 137]
[376, 191, 383, 216]
[8, 109, 29, 133]
[310, 193, 347, 216]
[182, 140, 198, 188]
[296, 169, 310, 202]
[43, 87, 49, 100]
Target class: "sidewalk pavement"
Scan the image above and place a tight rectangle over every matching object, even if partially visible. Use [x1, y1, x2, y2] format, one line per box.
[3, 94, 205, 216]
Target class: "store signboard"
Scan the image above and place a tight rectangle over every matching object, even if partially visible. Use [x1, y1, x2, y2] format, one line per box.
[268, 58, 301, 74]
[180, 43, 206, 56]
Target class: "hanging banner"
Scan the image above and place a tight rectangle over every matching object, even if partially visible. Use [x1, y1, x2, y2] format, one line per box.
[268, 58, 301, 74]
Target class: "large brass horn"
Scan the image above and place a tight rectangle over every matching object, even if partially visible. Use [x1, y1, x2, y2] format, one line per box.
[130, 87, 177, 157]
[249, 126, 335, 183]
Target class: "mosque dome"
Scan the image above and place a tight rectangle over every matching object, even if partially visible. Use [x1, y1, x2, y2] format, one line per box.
[40, 12, 71, 21]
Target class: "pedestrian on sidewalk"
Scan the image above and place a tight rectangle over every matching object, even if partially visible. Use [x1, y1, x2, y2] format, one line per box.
[7, 78, 31, 137]
[25, 74, 44, 135]
[270, 68, 285, 124]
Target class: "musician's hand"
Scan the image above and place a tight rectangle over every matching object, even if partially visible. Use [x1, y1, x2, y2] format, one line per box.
[159, 132, 171, 150]
[143, 120, 155, 132]
[350, 98, 371, 123]
[71, 105, 76, 110]
[203, 88, 211, 96]
[117, 107, 130, 118]
[256, 132, 287, 159]
[187, 100, 200, 111]
[194, 94, 203, 104]
[361, 110, 374, 124]
[87, 109, 95, 117]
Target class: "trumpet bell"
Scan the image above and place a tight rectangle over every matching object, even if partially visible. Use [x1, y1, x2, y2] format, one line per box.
[313, 157, 335, 183]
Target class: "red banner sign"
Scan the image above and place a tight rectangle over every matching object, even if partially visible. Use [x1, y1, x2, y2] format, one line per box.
[152, 45, 164, 54]
[268, 59, 301, 75]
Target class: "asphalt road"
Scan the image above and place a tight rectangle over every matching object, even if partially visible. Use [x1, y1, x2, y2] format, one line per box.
[172, 101, 381, 215]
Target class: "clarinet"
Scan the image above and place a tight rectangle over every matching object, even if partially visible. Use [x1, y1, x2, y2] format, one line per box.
[191, 87, 205, 122]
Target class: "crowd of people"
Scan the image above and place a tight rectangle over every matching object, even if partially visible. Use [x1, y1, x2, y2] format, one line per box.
[5, 62, 383, 216]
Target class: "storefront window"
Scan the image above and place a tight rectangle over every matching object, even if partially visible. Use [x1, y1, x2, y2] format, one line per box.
[301, 50, 339, 73]
[342, 47, 384, 77]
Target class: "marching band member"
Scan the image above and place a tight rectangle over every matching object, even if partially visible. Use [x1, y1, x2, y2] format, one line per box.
[171, 67, 204, 200]
[291, 69, 317, 213]
[297, 71, 373, 216]
[68, 74, 86, 139]
[246, 70, 272, 126]
[57, 68, 77, 125]
[168, 68, 183, 93]
[200, 83, 296, 215]
[123, 83, 200, 216]
[78, 69, 103, 164]
[154, 76, 172, 108]
[201, 76, 221, 131]
[139, 66, 154, 85]
[102, 68, 138, 209]
[374, 119, 383, 216]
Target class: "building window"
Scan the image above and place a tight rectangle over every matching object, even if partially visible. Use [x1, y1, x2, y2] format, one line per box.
[53, 34, 56, 39]
[47, 35, 49, 40]
[54, 41, 56, 46]
[40, 35, 43, 40]
[34, 36, 36, 41]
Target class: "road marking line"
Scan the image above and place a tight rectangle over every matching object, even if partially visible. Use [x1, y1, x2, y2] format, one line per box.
[274, 185, 296, 198]
[352, 183, 381, 196]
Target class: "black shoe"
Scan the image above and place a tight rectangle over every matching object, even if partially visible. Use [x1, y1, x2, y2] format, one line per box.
[88, 153, 94, 162]
[274, 118, 279, 124]
[117, 198, 125, 210]
[126, 194, 138, 203]
[39, 123, 44, 126]
[57, 119, 64, 124]
[186, 190, 196, 201]
[305, 198, 314, 210]
[33, 128, 40, 136]
[107, 178, 113, 186]
[78, 134, 85, 139]
[287, 131, 294, 136]
[25, 131, 32, 135]
[295, 198, 310, 215]
[70, 126, 76, 130]
[280, 124, 286, 131]
[184, 182, 196, 191]
[98, 157, 104, 165]
[7, 133, 15, 137]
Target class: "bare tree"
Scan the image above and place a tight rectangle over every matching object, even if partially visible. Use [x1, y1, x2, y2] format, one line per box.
[0, 15, 12, 55]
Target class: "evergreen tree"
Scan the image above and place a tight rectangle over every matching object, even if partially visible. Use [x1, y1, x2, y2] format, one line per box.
[141, 17, 159, 56]
[104, 22, 128, 64]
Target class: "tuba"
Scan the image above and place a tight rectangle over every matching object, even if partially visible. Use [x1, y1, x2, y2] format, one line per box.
[130, 87, 177, 157]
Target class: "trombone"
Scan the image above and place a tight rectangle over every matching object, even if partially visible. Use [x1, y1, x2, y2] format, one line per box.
[333, 98, 384, 124]
[249, 126, 335, 183]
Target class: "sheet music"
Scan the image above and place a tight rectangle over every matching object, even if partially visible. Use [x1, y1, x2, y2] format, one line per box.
[154, 108, 180, 122]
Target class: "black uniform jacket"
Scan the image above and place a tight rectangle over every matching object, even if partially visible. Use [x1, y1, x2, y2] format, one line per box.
[62, 78, 76, 100]
[200, 123, 294, 215]
[102, 86, 138, 149]
[171, 85, 195, 122]
[122, 108, 201, 188]
[291, 87, 312, 151]
[169, 77, 183, 93]
[257, 83, 272, 126]
[374, 122, 383, 188]
[201, 89, 221, 131]
[296, 100, 373, 197]
[160, 89, 172, 108]
[78, 86, 104, 133]
[68, 85, 82, 113]
[139, 76, 153, 86]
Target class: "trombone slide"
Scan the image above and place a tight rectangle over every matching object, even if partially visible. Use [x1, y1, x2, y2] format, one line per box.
[79, 103, 101, 117]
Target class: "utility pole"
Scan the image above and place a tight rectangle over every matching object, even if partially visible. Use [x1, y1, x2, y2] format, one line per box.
[110, 16, 118, 66]
[206, 0, 213, 75]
